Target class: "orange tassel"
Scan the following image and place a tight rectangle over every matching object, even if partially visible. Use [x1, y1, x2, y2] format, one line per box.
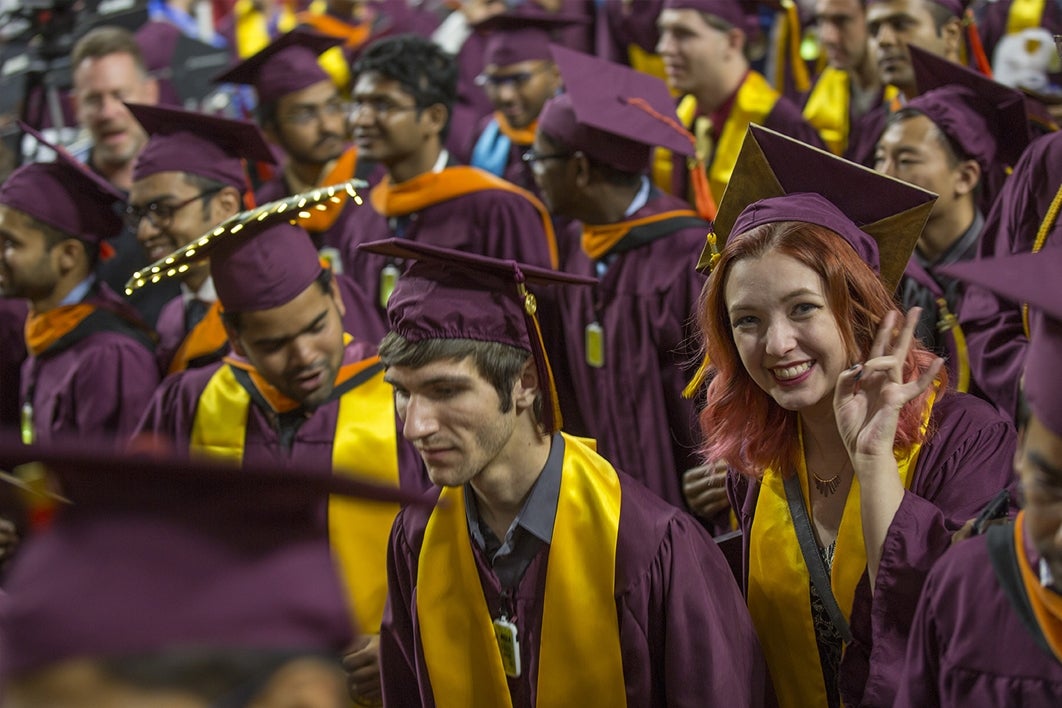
[689, 159, 717, 221]
[240, 158, 258, 210]
[965, 10, 993, 77]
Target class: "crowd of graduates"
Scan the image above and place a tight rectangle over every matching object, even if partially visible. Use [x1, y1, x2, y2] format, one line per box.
[0, 0, 1061, 705]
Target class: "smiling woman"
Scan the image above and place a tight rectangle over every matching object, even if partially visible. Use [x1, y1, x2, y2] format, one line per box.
[686, 126, 1017, 708]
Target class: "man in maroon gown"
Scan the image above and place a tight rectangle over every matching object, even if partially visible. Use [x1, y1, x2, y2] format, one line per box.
[528, 46, 712, 520]
[896, 244, 1062, 706]
[365, 238, 765, 708]
[957, 129, 1062, 421]
[0, 128, 158, 446]
[340, 34, 558, 318]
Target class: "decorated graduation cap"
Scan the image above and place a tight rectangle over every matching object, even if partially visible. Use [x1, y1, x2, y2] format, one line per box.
[0, 124, 124, 246]
[697, 124, 937, 292]
[904, 44, 1031, 170]
[475, 8, 588, 68]
[212, 28, 343, 104]
[0, 435, 429, 677]
[359, 238, 595, 434]
[937, 249, 1062, 436]
[130, 102, 277, 191]
[124, 180, 366, 313]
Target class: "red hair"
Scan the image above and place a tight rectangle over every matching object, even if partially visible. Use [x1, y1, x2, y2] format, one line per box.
[696, 221, 945, 478]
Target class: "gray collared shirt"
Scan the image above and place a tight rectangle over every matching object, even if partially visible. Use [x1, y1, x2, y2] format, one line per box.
[465, 433, 564, 591]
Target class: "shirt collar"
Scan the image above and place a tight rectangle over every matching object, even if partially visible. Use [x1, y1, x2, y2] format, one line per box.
[624, 176, 652, 219]
[59, 275, 96, 306]
[179, 276, 218, 305]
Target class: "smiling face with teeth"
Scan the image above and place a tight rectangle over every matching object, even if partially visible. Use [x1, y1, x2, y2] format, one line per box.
[725, 249, 850, 421]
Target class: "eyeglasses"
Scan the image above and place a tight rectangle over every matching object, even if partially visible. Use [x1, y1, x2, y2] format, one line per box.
[521, 149, 573, 166]
[124, 187, 223, 231]
[475, 64, 551, 90]
[280, 98, 351, 126]
[348, 98, 420, 120]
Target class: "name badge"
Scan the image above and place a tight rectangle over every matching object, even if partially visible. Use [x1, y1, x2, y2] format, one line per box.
[493, 615, 521, 678]
[379, 264, 401, 308]
[585, 321, 604, 368]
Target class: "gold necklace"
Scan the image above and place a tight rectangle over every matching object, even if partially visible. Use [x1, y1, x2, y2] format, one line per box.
[812, 472, 841, 497]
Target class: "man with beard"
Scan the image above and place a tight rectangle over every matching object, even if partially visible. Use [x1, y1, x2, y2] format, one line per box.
[0, 127, 158, 445]
[215, 28, 377, 266]
[133, 194, 425, 705]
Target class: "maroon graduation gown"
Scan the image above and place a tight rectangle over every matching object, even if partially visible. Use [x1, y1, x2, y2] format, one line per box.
[0, 298, 28, 430]
[380, 461, 767, 707]
[896, 525, 1062, 707]
[556, 191, 707, 510]
[134, 339, 422, 486]
[958, 131, 1062, 421]
[336, 168, 557, 317]
[727, 390, 1017, 707]
[20, 283, 159, 444]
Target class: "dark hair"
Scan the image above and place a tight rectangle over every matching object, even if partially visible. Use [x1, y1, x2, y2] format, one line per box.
[377, 334, 542, 422]
[30, 213, 97, 268]
[71, 26, 148, 75]
[352, 34, 457, 140]
[925, 0, 960, 31]
[181, 173, 232, 219]
[221, 268, 333, 332]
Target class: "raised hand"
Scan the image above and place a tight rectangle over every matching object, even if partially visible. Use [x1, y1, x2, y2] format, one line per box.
[833, 308, 943, 466]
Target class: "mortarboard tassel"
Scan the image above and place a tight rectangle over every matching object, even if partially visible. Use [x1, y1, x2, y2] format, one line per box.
[965, 9, 994, 77]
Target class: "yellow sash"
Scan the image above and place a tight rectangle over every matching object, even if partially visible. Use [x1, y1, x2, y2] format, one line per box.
[234, 0, 298, 58]
[1007, 0, 1047, 33]
[803, 67, 851, 156]
[416, 434, 627, 708]
[189, 355, 400, 633]
[653, 72, 780, 203]
[748, 391, 935, 707]
[628, 44, 670, 87]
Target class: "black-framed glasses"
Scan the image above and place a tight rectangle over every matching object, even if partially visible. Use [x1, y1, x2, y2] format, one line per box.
[475, 64, 551, 90]
[124, 187, 223, 231]
[280, 98, 351, 126]
[348, 98, 420, 120]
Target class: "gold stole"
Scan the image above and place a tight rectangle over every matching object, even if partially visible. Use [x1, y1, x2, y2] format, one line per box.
[370, 166, 559, 268]
[627, 44, 670, 87]
[581, 209, 700, 261]
[168, 301, 227, 375]
[652, 72, 780, 203]
[297, 5, 371, 90]
[189, 353, 400, 633]
[803, 67, 851, 156]
[747, 391, 935, 707]
[1014, 511, 1062, 662]
[234, 0, 298, 58]
[1007, 0, 1047, 33]
[416, 434, 627, 708]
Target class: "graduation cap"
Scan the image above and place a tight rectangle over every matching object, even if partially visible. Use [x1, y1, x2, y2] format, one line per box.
[129, 102, 276, 190]
[0, 434, 430, 677]
[697, 124, 937, 292]
[358, 238, 596, 434]
[904, 44, 1031, 170]
[124, 180, 367, 313]
[662, 0, 748, 31]
[937, 249, 1062, 436]
[0, 123, 124, 246]
[212, 28, 343, 104]
[866, 0, 968, 18]
[538, 44, 695, 176]
[474, 8, 589, 68]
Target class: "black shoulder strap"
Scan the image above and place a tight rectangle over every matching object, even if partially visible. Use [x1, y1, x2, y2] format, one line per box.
[610, 215, 710, 255]
[40, 307, 155, 359]
[783, 474, 854, 643]
[986, 522, 1056, 658]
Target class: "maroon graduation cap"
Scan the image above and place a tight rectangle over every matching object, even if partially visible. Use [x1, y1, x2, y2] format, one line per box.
[938, 248, 1062, 437]
[212, 28, 343, 104]
[0, 435, 430, 677]
[905, 44, 1031, 170]
[358, 238, 595, 434]
[662, 0, 748, 31]
[698, 124, 937, 292]
[0, 124, 125, 246]
[475, 8, 588, 68]
[129, 102, 277, 190]
[538, 44, 695, 174]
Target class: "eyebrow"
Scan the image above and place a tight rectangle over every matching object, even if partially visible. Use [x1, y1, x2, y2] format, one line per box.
[729, 287, 822, 312]
[383, 373, 473, 389]
[250, 309, 329, 348]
